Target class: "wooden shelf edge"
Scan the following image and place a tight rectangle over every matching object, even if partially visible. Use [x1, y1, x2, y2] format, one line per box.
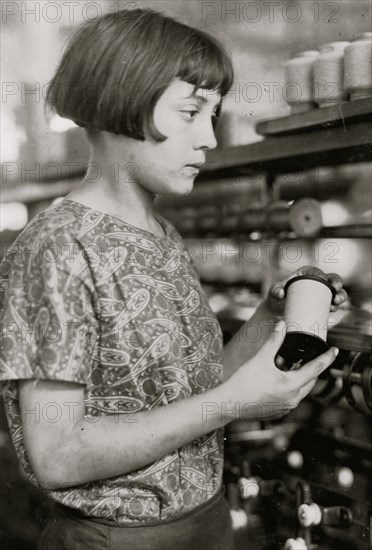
[205, 122, 372, 176]
[256, 97, 372, 136]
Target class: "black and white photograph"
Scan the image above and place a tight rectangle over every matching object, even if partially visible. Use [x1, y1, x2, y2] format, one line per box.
[0, 1, 371, 549]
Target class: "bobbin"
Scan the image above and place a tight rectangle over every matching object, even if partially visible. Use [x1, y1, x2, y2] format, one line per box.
[344, 32, 372, 100]
[284, 50, 318, 113]
[277, 275, 336, 371]
[288, 198, 323, 237]
[313, 42, 350, 107]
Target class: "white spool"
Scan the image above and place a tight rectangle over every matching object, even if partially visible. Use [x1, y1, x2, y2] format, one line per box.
[287, 450, 304, 470]
[313, 42, 350, 107]
[336, 467, 354, 488]
[284, 538, 307, 550]
[277, 276, 335, 370]
[288, 198, 323, 237]
[344, 32, 372, 100]
[237, 476, 260, 500]
[284, 51, 318, 113]
[298, 503, 322, 527]
[284, 276, 333, 341]
[230, 508, 248, 530]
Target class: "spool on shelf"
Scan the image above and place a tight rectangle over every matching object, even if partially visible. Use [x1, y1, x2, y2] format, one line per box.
[282, 32, 371, 113]
[284, 50, 318, 114]
[344, 32, 372, 100]
[313, 41, 350, 108]
[170, 198, 323, 237]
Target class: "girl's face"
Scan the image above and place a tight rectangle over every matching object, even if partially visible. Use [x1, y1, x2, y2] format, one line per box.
[126, 79, 221, 197]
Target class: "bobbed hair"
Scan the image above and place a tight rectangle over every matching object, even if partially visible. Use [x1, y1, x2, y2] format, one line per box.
[46, 8, 234, 141]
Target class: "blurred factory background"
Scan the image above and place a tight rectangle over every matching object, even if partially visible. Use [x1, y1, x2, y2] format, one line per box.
[1, 1, 371, 549]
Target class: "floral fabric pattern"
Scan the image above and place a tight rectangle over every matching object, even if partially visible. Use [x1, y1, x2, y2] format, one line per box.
[0, 199, 224, 524]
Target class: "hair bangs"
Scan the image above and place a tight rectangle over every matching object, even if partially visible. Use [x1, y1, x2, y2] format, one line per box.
[176, 34, 234, 96]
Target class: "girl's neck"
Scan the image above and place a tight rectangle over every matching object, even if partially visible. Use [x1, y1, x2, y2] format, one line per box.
[65, 133, 166, 237]
[66, 175, 164, 237]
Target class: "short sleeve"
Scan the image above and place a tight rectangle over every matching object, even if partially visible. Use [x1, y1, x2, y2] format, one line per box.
[0, 235, 99, 385]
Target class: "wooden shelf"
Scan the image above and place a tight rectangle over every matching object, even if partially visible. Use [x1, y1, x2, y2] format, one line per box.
[203, 99, 372, 178]
[256, 97, 372, 136]
[204, 121, 372, 177]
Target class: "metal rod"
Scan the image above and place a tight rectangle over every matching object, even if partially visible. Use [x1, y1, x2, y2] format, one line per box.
[329, 368, 362, 383]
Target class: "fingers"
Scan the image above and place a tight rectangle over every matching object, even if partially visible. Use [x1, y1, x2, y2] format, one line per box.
[270, 282, 285, 300]
[326, 272, 343, 293]
[296, 269, 347, 303]
[269, 266, 341, 300]
[326, 273, 349, 307]
[294, 346, 339, 385]
[296, 265, 325, 278]
[274, 355, 286, 369]
[268, 267, 348, 317]
[332, 288, 348, 305]
[288, 268, 348, 306]
[298, 379, 318, 402]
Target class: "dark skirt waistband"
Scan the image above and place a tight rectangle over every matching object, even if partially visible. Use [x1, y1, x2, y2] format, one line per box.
[53, 489, 225, 528]
[39, 490, 234, 550]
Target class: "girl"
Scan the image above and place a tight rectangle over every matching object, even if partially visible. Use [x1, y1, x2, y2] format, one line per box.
[0, 8, 346, 550]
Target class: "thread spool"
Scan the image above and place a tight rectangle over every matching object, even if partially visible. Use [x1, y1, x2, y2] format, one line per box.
[173, 199, 322, 237]
[298, 503, 322, 527]
[284, 538, 307, 550]
[277, 275, 336, 370]
[344, 32, 372, 100]
[288, 198, 323, 237]
[240, 201, 322, 236]
[268, 200, 322, 236]
[284, 50, 318, 113]
[313, 42, 350, 107]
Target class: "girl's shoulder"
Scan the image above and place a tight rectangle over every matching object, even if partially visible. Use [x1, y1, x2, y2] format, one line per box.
[0, 200, 98, 282]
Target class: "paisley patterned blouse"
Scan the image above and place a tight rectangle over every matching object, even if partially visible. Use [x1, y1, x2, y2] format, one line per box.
[0, 199, 225, 525]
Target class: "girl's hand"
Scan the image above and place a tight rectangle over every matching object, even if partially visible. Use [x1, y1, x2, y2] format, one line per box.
[225, 320, 339, 421]
[267, 266, 348, 316]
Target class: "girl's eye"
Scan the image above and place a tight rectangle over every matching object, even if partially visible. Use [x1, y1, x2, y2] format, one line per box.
[181, 110, 198, 121]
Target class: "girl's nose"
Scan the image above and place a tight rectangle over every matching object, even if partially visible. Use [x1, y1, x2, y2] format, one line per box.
[193, 116, 218, 151]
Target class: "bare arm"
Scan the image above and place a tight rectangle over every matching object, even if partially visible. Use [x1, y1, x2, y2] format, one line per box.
[222, 299, 276, 381]
[19, 377, 230, 490]
[18, 325, 338, 490]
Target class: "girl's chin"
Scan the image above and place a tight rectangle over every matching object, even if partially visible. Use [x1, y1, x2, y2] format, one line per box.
[175, 178, 195, 195]
[165, 176, 196, 196]
[148, 174, 196, 197]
